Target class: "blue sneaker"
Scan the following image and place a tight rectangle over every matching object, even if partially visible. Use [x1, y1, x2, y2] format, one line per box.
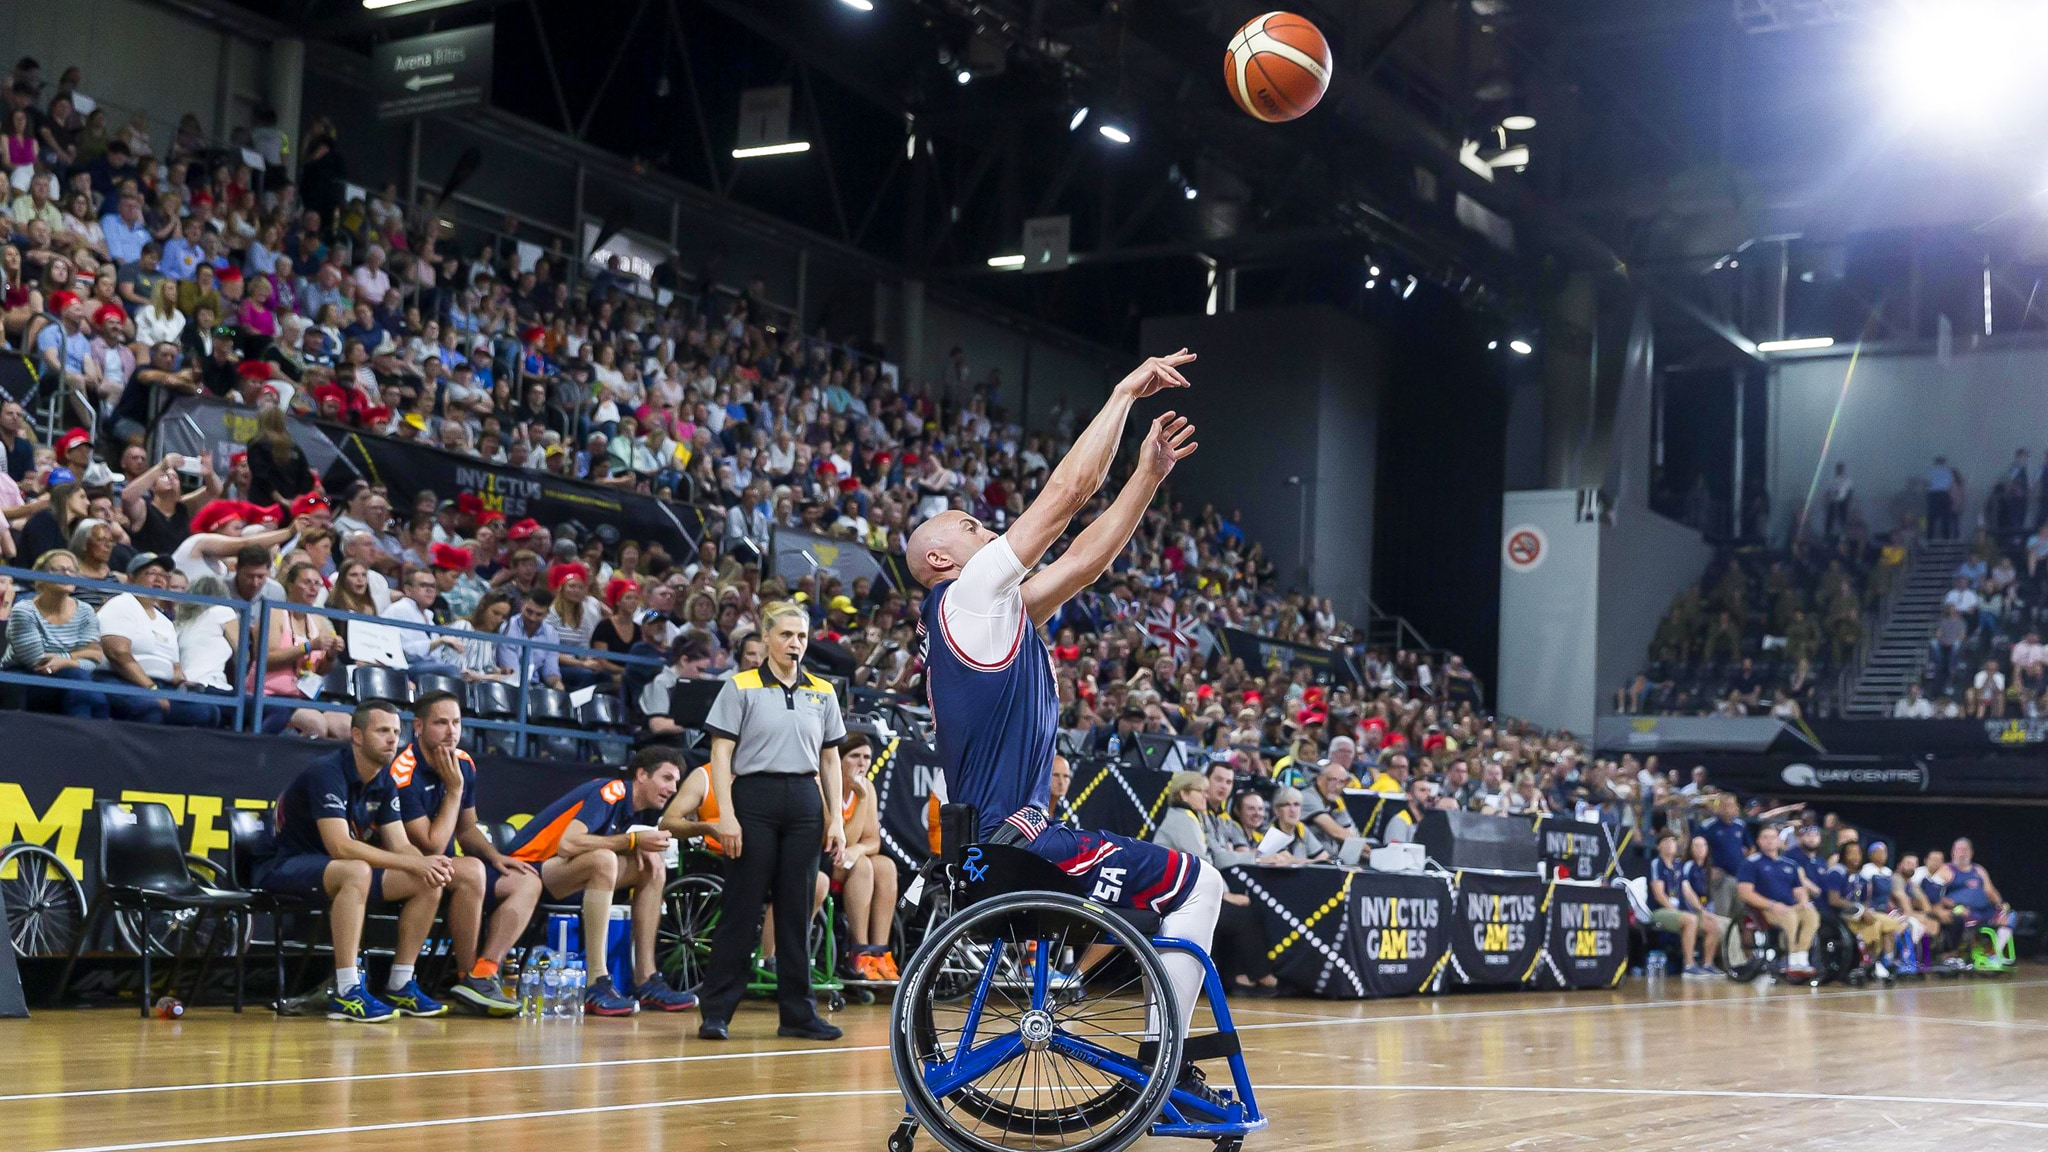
[585, 975, 639, 1017]
[636, 974, 699, 1012]
[327, 985, 397, 1023]
[385, 979, 449, 1018]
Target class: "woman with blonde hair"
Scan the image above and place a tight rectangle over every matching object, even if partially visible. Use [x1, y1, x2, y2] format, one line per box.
[4, 550, 110, 718]
[133, 276, 186, 347]
[692, 598, 850, 1041]
[261, 561, 350, 738]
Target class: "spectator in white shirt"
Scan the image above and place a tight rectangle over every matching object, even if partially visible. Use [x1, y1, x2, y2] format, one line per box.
[351, 244, 392, 303]
[1942, 578, 1979, 616]
[95, 553, 219, 727]
[1893, 684, 1935, 719]
[2012, 631, 2046, 698]
[1971, 660, 2007, 719]
[380, 564, 464, 677]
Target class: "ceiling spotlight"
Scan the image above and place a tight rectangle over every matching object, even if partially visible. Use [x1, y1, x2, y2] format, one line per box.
[1487, 340, 1499, 350]
[1501, 114, 1537, 131]
[1756, 336, 1836, 353]
[1183, 185, 1198, 200]
[956, 69, 972, 85]
[1401, 275, 1418, 299]
[1364, 279, 1377, 290]
[1098, 122, 1132, 144]
[1368, 265, 1381, 277]
[836, 0, 874, 9]
[1508, 339, 1534, 355]
[1069, 106, 1089, 131]
[986, 254, 1026, 268]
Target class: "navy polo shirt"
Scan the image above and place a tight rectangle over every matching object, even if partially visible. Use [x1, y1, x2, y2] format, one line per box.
[1736, 851, 1803, 905]
[1649, 858, 1686, 909]
[271, 749, 405, 858]
[390, 741, 478, 856]
[1698, 816, 1752, 873]
[1784, 845, 1827, 888]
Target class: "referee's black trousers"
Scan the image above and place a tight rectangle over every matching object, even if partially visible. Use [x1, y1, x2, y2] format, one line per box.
[699, 773, 825, 1025]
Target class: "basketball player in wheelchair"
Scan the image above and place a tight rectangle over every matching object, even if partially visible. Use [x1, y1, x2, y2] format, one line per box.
[889, 350, 1265, 1152]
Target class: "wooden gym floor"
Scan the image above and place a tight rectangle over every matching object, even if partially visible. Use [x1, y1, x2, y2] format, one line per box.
[6, 969, 2048, 1152]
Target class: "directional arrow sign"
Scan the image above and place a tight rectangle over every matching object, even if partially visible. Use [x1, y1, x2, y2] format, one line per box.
[375, 26, 493, 120]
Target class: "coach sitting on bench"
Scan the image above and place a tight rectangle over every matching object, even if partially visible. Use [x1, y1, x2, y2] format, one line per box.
[391, 690, 541, 1015]
[1737, 825, 1819, 980]
[252, 699, 478, 1022]
[505, 747, 696, 1016]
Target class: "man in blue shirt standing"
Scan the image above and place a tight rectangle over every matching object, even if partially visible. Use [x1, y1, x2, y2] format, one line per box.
[1928, 455, 1960, 540]
[1737, 825, 1820, 979]
[251, 700, 484, 1022]
[1696, 793, 1753, 920]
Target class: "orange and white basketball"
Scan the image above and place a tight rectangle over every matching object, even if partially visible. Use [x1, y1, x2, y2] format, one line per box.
[1224, 12, 1333, 123]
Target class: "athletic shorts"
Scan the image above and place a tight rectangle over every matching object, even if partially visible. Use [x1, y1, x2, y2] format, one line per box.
[1649, 907, 1691, 932]
[992, 807, 1202, 916]
[251, 853, 387, 903]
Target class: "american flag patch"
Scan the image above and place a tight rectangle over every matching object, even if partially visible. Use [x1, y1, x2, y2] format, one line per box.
[1002, 806, 1048, 843]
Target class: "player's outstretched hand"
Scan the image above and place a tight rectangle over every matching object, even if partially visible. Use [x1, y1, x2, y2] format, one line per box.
[1115, 349, 1196, 399]
[1139, 412, 1198, 481]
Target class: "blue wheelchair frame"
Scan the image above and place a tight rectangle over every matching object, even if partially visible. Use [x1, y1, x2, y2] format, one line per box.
[916, 926, 1266, 1143]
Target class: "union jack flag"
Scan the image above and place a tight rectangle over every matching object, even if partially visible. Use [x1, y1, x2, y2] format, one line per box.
[1144, 601, 1200, 663]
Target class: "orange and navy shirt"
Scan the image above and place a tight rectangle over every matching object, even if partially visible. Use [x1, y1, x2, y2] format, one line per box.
[389, 741, 477, 856]
[507, 777, 644, 862]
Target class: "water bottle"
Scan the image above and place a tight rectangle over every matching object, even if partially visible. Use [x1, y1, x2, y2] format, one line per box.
[502, 957, 522, 1004]
[1106, 734, 1121, 758]
[1647, 950, 1667, 981]
[542, 962, 563, 1018]
[567, 962, 586, 1019]
[152, 996, 184, 1020]
[520, 962, 542, 1018]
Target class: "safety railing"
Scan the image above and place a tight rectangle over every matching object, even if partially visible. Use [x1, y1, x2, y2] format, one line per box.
[0, 565, 671, 758]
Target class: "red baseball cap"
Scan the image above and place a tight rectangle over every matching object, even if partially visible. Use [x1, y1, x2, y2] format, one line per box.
[48, 290, 80, 313]
[54, 428, 91, 457]
[191, 500, 247, 536]
[507, 518, 540, 541]
[547, 561, 589, 592]
[430, 543, 474, 571]
[93, 304, 126, 327]
[289, 492, 329, 519]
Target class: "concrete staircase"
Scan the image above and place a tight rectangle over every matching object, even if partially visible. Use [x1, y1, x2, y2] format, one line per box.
[1843, 539, 1971, 716]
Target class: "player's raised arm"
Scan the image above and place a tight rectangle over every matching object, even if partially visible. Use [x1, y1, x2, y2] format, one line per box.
[1004, 350, 1195, 568]
[1023, 412, 1197, 625]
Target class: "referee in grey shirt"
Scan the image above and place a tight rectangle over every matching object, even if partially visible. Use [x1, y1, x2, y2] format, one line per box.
[695, 600, 848, 1041]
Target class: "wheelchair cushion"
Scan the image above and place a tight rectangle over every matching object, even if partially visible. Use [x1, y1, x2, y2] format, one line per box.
[956, 843, 1162, 938]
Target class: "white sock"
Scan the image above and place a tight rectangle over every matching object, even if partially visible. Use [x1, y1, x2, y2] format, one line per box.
[1790, 951, 1808, 967]
[387, 964, 415, 992]
[1993, 927, 2013, 952]
[1150, 863, 1223, 1042]
[336, 967, 361, 995]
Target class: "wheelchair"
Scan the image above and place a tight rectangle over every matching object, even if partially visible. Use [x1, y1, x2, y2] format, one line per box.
[1722, 907, 1856, 986]
[653, 847, 848, 1010]
[887, 813, 1265, 1152]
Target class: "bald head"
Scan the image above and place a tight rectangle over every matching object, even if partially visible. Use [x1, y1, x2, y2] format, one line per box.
[907, 510, 995, 588]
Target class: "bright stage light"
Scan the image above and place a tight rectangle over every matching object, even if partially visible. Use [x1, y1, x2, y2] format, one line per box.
[1757, 337, 1836, 353]
[1876, 1, 2048, 129]
[1098, 122, 1132, 145]
[1501, 114, 1537, 131]
[836, 0, 874, 10]
[1069, 106, 1090, 131]
[987, 254, 1026, 267]
[1508, 339, 1534, 355]
[732, 142, 812, 158]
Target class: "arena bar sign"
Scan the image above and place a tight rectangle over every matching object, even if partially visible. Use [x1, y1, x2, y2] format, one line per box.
[1698, 754, 2048, 798]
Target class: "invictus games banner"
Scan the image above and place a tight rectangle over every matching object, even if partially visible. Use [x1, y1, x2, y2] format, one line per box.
[1529, 815, 1616, 881]
[1230, 865, 1367, 998]
[1067, 759, 1177, 842]
[861, 729, 945, 869]
[1443, 871, 1547, 987]
[327, 426, 699, 556]
[770, 526, 895, 591]
[1347, 871, 1454, 998]
[155, 396, 345, 481]
[1216, 628, 1361, 687]
[1532, 883, 1629, 990]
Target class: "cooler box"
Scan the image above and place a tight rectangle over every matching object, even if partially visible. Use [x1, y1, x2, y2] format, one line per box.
[546, 905, 632, 992]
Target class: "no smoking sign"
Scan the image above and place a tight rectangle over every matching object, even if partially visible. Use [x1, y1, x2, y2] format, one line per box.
[1502, 524, 1547, 572]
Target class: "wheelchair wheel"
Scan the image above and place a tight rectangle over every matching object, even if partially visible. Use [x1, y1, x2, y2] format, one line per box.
[891, 890, 1180, 1152]
[1, 843, 87, 958]
[656, 873, 724, 991]
[1812, 918, 1856, 986]
[1722, 916, 1776, 983]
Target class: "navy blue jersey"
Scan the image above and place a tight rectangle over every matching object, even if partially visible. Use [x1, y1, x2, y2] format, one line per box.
[1945, 863, 1995, 913]
[1846, 867, 1888, 907]
[389, 741, 477, 855]
[1649, 858, 1686, 909]
[1819, 863, 1851, 902]
[271, 749, 405, 858]
[1697, 817, 1751, 873]
[506, 778, 647, 863]
[1737, 852, 1803, 905]
[1680, 860, 1710, 904]
[918, 537, 1059, 839]
[1785, 845, 1826, 888]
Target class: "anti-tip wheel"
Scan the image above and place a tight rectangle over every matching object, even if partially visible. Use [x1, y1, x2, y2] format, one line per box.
[889, 1119, 919, 1152]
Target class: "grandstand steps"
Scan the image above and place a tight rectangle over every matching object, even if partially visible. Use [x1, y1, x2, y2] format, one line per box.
[1843, 539, 1972, 716]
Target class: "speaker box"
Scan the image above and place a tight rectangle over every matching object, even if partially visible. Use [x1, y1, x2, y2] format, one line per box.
[1414, 809, 1540, 873]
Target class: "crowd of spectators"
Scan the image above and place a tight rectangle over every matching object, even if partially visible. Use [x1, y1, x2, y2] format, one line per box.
[1896, 521, 2048, 717]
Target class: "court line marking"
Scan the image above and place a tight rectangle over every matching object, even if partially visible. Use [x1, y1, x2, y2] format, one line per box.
[1965, 1117, 2048, 1130]
[1809, 1007, 2048, 1032]
[0, 1043, 890, 1103]
[33, 1079, 2048, 1152]
[18, 977, 2046, 1104]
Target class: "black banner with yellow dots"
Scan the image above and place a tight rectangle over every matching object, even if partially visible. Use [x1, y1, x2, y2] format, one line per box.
[1445, 871, 1548, 986]
[1533, 882, 1631, 990]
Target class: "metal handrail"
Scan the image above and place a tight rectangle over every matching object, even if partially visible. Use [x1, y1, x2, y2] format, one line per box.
[0, 564, 671, 754]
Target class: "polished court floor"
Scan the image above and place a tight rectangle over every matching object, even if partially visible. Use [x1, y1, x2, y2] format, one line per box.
[5, 969, 2048, 1152]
